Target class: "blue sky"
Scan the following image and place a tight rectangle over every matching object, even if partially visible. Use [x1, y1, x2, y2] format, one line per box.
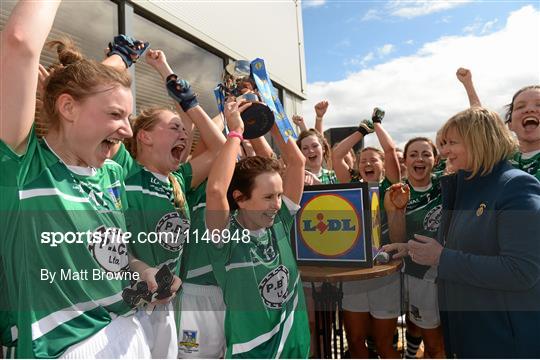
[303, 0, 533, 82]
[300, 0, 540, 146]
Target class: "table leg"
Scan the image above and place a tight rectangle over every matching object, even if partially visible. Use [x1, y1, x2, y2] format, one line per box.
[311, 282, 345, 359]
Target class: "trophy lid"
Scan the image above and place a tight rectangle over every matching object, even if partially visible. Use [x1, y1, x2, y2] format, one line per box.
[225, 60, 251, 78]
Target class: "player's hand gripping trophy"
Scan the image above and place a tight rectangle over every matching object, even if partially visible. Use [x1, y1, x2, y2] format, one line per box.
[219, 60, 275, 139]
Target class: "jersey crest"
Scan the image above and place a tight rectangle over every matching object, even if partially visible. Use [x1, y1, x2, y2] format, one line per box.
[258, 265, 290, 309]
[155, 212, 190, 252]
[423, 204, 442, 232]
[87, 225, 129, 272]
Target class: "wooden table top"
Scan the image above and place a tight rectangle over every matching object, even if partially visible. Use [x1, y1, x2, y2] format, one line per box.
[299, 260, 402, 283]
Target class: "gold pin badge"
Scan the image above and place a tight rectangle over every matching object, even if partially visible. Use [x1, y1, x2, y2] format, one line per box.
[476, 203, 486, 217]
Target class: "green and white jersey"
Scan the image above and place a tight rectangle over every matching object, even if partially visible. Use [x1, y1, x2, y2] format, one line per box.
[510, 150, 540, 181]
[209, 199, 310, 359]
[433, 158, 447, 177]
[113, 144, 192, 275]
[179, 180, 219, 286]
[0, 130, 132, 358]
[402, 174, 442, 279]
[317, 168, 337, 184]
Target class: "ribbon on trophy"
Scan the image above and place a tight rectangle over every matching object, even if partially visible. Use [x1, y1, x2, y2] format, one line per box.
[250, 58, 297, 142]
[214, 85, 226, 113]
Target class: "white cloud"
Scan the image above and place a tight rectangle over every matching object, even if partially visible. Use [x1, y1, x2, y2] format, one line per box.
[361, 9, 381, 21]
[388, 0, 472, 19]
[437, 15, 452, 24]
[302, 0, 326, 9]
[344, 52, 374, 68]
[404, 39, 415, 45]
[377, 44, 395, 57]
[481, 18, 498, 34]
[302, 6, 540, 148]
[463, 17, 499, 34]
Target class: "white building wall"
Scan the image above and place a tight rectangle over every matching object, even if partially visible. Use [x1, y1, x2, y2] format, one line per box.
[134, 0, 307, 99]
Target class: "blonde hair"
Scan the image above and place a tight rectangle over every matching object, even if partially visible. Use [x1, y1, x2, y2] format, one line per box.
[127, 107, 187, 214]
[439, 107, 518, 178]
[42, 37, 131, 130]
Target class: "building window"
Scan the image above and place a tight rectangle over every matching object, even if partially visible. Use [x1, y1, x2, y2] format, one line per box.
[1, 0, 118, 136]
[132, 12, 223, 118]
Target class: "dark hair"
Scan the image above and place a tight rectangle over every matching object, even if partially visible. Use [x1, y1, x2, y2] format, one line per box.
[403, 137, 438, 159]
[227, 156, 283, 210]
[296, 129, 331, 165]
[504, 85, 540, 124]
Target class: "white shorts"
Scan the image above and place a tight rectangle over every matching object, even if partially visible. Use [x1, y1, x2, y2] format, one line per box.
[342, 272, 400, 319]
[136, 302, 178, 358]
[61, 314, 151, 358]
[177, 284, 226, 359]
[404, 271, 440, 329]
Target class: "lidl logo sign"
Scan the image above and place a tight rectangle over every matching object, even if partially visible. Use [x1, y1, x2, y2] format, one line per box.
[299, 194, 360, 257]
[294, 186, 370, 266]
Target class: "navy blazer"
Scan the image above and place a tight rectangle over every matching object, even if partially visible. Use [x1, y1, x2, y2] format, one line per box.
[437, 161, 540, 358]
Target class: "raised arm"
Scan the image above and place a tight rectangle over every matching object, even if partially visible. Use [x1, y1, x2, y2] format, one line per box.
[145, 49, 194, 161]
[206, 101, 245, 231]
[269, 125, 305, 204]
[250, 135, 275, 158]
[291, 115, 308, 133]
[331, 120, 373, 183]
[314, 100, 329, 134]
[456, 67, 481, 108]
[0, 0, 61, 153]
[372, 108, 401, 183]
[161, 54, 226, 188]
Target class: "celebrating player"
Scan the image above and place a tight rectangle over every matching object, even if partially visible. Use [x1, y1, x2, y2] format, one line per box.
[205, 99, 310, 358]
[0, 1, 151, 357]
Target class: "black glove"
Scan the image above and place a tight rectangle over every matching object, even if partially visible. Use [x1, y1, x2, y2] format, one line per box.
[166, 74, 199, 111]
[107, 35, 149, 69]
[372, 107, 385, 123]
[357, 119, 375, 136]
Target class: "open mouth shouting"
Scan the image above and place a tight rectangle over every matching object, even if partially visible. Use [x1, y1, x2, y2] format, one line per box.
[412, 164, 427, 177]
[171, 142, 186, 163]
[522, 116, 539, 131]
[101, 137, 122, 159]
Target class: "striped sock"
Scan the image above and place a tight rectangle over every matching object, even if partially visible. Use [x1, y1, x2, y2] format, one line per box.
[393, 330, 399, 351]
[366, 336, 378, 358]
[405, 331, 422, 359]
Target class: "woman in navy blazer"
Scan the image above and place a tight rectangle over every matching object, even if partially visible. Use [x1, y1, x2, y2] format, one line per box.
[387, 107, 540, 358]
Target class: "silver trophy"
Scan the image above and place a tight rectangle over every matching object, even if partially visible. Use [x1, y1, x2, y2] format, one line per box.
[221, 60, 275, 139]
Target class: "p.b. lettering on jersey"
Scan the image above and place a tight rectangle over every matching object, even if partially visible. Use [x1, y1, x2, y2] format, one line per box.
[258, 265, 290, 309]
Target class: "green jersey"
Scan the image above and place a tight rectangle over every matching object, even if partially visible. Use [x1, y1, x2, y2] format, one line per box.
[403, 174, 442, 279]
[509, 150, 540, 181]
[113, 144, 192, 275]
[317, 168, 337, 184]
[179, 181, 218, 286]
[433, 158, 447, 177]
[209, 200, 310, 358]
[0, 130, 132, 358]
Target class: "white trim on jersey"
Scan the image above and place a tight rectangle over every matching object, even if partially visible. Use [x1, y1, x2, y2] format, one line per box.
[19, 188, 89, 203]
[125, 185, 169, 200]
[276, 291, 300, 358]
[10, 291, 123, 341]
[225, 260, 261, 272]
[192, 202, 206, 212]
[186, 264, 213, 279]
[232, 291, 300, 356]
